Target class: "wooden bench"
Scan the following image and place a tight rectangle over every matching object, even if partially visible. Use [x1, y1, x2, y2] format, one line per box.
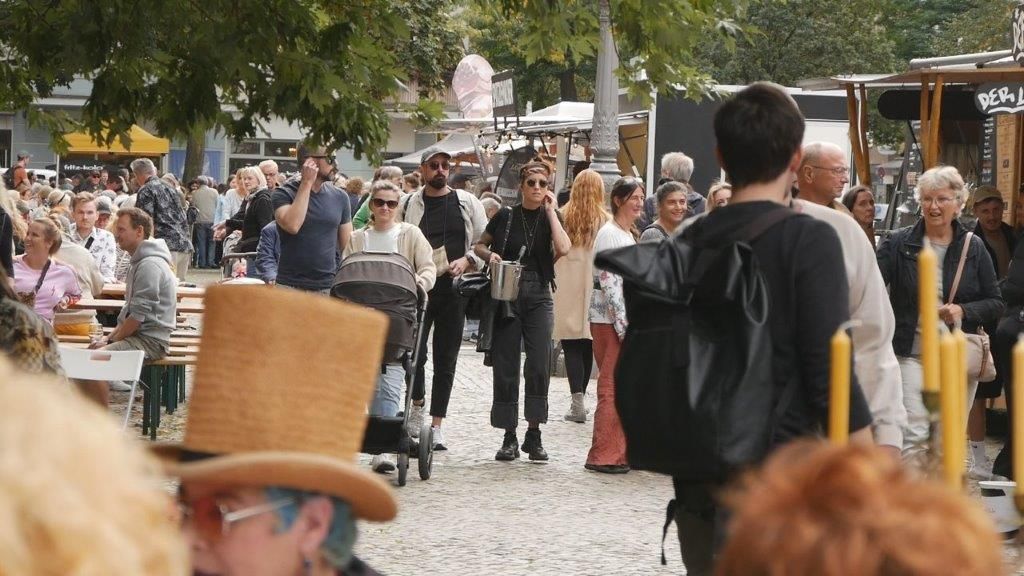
[141, 356, 199, 440]
[72, 298, 205, 315]
[102, 283, 206, 300]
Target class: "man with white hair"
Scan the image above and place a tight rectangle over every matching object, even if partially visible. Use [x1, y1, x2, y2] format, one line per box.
[259, 160, 280, 189]
[131, 158, 193, 280]
[642, 151, 705, 227]
[796, 142, 851, 212]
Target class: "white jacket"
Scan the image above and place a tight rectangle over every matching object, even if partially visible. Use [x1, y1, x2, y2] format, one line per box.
[795, 199, 906, 448]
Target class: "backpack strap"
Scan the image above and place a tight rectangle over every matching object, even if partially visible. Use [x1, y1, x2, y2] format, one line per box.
[736, 206, 797, 243]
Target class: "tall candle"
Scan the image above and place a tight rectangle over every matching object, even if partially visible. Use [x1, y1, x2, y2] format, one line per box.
[940, 332, 962, 490]
[954, 330, 968, 475]
[829, 328, 851, 446]
[1014, 337, 1024, 496]
[919, 241, 940, 393]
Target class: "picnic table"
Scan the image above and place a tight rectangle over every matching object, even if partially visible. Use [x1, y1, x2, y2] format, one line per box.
[71, 298, 205, 315]
[101, 283, 206, 300]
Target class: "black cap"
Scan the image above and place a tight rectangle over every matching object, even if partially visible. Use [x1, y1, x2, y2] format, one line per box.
[420, 146, 451, 165]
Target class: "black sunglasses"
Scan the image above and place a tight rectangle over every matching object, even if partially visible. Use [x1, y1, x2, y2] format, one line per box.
[526, 178, 548, 188]
[428, 161, 450, 171]
[371, 198, 399, 209]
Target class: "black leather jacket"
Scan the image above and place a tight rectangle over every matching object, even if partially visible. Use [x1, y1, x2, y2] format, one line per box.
[877, 219, 1004, 357]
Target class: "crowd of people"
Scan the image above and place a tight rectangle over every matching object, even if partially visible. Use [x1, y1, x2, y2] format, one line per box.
[0, 80, 1016, 575]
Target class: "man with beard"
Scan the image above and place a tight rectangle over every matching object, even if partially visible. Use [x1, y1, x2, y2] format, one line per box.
[399, 146, 487, 451]
[272, 141, 352, 293]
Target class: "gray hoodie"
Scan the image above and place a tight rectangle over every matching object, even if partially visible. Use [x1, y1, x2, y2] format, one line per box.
[119, 239, 177, 343]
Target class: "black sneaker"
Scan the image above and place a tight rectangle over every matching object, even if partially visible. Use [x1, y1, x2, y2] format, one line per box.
[495, 431, 519, 461]
[521, 428, 549, 461]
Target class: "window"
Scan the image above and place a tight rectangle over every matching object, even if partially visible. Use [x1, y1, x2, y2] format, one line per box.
[231, 140, 261, 155]
[264, 140, 297, 158]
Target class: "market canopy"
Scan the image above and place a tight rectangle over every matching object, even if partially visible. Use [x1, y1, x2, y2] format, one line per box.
[63, 125, 170, 155]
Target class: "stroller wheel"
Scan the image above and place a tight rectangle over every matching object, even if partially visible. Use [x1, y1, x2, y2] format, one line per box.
[397, 452, 409, 487]
[418, 424, 433, 481]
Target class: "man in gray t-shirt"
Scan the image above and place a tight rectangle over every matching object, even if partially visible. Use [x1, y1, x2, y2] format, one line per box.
[272, 142, 352, 292]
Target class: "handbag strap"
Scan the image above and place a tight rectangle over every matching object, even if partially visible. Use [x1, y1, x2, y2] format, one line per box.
[31, 258, 51, 295]
[498, 206, 514, 260]
[947, 231, 973, 305]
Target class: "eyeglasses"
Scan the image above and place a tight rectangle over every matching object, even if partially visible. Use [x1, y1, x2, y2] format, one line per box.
[178, 496, 295, 543]
[921, 196, 956, 207]
[428, 161, 450, 171]
[371, 198, 399, 209]
[526, 179, 548, 188]
[810, 166, 849, 176]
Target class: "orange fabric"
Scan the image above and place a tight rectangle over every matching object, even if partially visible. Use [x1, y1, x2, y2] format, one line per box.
[587, 323, 627, 466]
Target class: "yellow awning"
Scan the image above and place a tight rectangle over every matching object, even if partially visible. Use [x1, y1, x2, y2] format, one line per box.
[64, 125, 170, 155]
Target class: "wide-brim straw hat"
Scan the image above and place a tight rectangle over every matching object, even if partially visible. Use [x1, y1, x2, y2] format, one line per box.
[152, 285, 396, 521]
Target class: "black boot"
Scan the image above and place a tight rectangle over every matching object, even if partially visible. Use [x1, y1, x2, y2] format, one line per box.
[495, 430, 520, 461]
[521, 428, 549, 461]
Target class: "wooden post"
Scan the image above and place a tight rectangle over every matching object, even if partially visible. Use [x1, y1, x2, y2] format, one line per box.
[929, 75, 945, 169]
[846, 85, 866, 185]
[920, 79, 931, 169]
[858, 84, 872, 186]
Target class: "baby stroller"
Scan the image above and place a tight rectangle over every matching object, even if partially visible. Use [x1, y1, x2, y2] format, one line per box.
[331, 251, 432, 486]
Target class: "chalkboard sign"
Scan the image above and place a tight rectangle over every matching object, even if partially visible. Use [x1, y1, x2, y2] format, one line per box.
[975, 83, 1024, 115]
[491, 70, 516, 117]
[1014, 3, 1024, 66]
[980, 117, 996, 185]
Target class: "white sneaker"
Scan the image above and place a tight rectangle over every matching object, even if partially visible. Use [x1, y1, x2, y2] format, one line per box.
[432, 426, 447, 451]
[967, 442, 995, 480]
[370, 454, 395, 474]
[408, 403, 424, 438]
[109, 380, 132, 392]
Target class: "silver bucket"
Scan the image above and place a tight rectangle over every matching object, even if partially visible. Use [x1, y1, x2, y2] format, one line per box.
[490, 261, 523, 301]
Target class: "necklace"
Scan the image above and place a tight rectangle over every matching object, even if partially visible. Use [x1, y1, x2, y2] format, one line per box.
[520, 206, 541, 258]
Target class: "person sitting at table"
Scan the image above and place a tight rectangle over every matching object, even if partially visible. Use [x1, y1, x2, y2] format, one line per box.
[12, 217, 82, 324]
[52, 232, 105, 338]
[70, 192, 117, 283]
[0, 265, 63, 375]
[216, 166, 274, 276]
[85, 208, 177, 407]
[255, 221, 281, 284]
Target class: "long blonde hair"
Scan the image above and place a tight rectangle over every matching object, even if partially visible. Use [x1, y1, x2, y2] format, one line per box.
[562, 169, 610, 247]
[0, 355, 189, 575]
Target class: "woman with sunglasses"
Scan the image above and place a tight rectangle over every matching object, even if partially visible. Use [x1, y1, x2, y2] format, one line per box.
[587, 177, 644, 474]
[474, 160, 571, 461]
[343, 179, 435, 473]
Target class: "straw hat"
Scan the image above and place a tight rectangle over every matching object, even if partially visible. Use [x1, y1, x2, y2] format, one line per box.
[153, 285, 396, 521]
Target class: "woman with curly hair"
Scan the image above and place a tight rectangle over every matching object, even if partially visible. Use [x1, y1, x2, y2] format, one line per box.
[553, 169, 609, 423]
[0, 357, 189, 575]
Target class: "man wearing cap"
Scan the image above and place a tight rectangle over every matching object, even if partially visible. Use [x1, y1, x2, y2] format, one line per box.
[155, 285, 394, 576]
[70, 192, 117, 282]
[95, 196, 114, 230]
[399, 146, 487, 450]
[273, 141, 352, 293]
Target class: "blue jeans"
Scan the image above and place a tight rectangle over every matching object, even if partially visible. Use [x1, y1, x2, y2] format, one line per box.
[370, 364, 405, 417]
[194, 223, 215, 268]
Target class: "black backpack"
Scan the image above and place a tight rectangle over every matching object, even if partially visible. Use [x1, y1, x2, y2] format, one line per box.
[594, 207, 797, 483]
[2, 168, 16, 189]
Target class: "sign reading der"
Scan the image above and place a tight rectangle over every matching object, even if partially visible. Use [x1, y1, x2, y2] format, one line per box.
[491, 70, 516, 117]
[975, 83, 1024, 115]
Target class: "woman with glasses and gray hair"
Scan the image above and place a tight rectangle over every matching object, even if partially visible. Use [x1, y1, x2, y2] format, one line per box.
[876, 165, 1003, 466]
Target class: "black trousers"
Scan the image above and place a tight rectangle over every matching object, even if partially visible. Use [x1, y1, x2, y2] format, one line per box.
[490, 275, 553, 430]
[561, 338, 593, 395]
[671, 479, 730, 576]
[412, 281, 466, 419]
[993, 312, 1021, 479]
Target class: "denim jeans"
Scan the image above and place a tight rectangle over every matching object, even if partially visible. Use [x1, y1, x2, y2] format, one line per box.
[370, 364, 405, 417]
[898, 355, 978, 461]
[194, 223, 215, 268]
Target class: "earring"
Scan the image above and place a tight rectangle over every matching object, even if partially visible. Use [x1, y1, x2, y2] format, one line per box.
[303, 557, 313, 576]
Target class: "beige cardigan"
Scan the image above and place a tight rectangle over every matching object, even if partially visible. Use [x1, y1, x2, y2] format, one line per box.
[343, 222, 437, 293]
[552, 243, 595, 341]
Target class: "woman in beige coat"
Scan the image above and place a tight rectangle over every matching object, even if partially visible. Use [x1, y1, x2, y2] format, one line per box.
[552, 169, 609, 423]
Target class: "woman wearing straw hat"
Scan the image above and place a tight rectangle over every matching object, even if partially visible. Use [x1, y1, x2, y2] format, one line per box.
[155, 285, 396, 576]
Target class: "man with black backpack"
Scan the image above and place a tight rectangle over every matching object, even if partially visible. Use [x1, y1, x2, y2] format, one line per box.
[596, 83, 873, 575]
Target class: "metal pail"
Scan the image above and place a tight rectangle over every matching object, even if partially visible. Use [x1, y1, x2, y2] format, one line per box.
[490, 261, 523, 301]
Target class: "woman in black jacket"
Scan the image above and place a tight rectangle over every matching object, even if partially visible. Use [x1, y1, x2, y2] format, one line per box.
[216, 166, 274, 275]
[991, 211, 1024, 479]
[876, 166, 1003, 462]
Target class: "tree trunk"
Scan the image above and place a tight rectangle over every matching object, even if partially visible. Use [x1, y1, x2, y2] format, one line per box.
[559, 66, 578, 102]
[182, 124, 206, 184]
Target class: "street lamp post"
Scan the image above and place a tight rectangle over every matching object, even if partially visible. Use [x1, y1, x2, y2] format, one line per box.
[590, 0, 621, 202]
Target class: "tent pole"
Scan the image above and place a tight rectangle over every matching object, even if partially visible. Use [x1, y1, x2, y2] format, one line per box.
[929, 74, 944, 169]
[845, 85, 866, 186]
[920, 79, 931, 169]
[858, 84, 871, 186]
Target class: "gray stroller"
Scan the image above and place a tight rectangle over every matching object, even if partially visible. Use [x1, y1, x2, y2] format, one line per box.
[331, 251, 432, 486]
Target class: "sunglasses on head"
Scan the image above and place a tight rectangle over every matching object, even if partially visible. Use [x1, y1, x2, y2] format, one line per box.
[526, 178, 548, 188]
[371, 198, 399, 209]
[178, 495, 295, 544]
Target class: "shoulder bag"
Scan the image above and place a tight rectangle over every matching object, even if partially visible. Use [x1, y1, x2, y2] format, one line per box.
[949, 231, 997, 382]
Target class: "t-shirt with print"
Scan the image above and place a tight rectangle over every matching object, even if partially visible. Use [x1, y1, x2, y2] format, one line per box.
[272, 180, 351, 291]
[419, 191, 466, 292]
[12, 257, 82, 323]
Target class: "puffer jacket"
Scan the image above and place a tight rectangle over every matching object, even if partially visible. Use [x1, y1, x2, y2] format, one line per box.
[877, 218, 1004, 357]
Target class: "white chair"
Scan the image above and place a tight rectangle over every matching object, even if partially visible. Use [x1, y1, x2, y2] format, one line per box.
[58, 346, 145, 430]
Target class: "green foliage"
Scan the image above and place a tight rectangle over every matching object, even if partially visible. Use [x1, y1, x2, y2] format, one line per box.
[888, 0, 970, 61]
[0, 0, 462, 163]
[929, 1, 1016, 55]
[479, 0, 748, 105]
